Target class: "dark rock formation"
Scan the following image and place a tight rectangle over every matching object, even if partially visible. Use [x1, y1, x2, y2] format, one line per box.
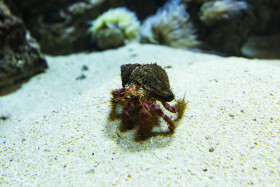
[0, 1, 47, 94]
[186, 0, 280, 56]
[5, 0, 165, 55]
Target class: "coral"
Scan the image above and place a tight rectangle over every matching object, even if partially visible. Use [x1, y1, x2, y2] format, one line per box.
[140, 0, 200, 48]
[199, 0, 248, 25]
[89, 7, 140, 50]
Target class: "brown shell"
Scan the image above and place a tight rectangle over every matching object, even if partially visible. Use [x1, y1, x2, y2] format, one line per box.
[121, 63, 174, 102]
[121, 63, 140, 87]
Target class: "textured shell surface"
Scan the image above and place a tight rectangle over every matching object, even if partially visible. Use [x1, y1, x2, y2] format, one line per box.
[121, 63, 174, 101]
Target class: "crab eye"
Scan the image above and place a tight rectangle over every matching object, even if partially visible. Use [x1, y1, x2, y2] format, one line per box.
[164, 94, 174, 102]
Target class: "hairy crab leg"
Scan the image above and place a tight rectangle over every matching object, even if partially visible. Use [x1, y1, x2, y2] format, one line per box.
[161, 100, 187, 122]
[138, 99, 153, 137]
[122, 101, 134, 130]
[111, 87, 126, 102]
[111, 87, 138, 104]
[112, 87, 125, 96]
[109, 88, 126, 120]
[160, 100, 177, 113]
[110, 87, 131, 121]
[152, 99, 176, 132]
[109, 101, 117, 120]
[174, 99, 187, 122]
[138, 94, 152, 116]
[128, 84, 151, 115]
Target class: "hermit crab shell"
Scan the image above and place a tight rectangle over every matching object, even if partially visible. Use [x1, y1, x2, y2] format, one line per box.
[121, 63, 174, 102]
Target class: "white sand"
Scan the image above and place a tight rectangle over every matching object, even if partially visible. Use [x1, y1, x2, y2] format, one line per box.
[1, 43, 280, 186]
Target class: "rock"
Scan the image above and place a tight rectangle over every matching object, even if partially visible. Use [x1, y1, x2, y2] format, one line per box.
[0, 0, 47, 93]
[242, 33, 280, 59]
[6, 0, 165, 55]
[185, 0, 280, 56]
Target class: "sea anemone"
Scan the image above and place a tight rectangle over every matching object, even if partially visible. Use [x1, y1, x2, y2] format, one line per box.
[200, 0, 248, 25]
[140, 0, 200, 48]
[88, 7, 140, 50]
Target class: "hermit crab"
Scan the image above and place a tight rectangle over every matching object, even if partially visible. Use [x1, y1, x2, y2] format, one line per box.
[109, 63, 186, 140]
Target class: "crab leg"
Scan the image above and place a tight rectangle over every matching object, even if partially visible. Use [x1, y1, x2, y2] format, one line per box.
[161, 100, 187, 122]
[160, 100, 177, 113]
[112, 87, 125, 96]
[152, 100, 176, 132]
[111, 87, 126, 102]
[122, 101, 133, 130]
[138, 99, 153, 137]
[109, 88, 126, 120]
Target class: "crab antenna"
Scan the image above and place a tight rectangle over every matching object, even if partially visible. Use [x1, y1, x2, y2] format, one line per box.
[183, 90, 186, 100]
[84, 91, 129, 108]
[83, 100, 112, 108]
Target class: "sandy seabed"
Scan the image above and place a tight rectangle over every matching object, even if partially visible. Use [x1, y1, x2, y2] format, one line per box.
[1, 43, 280, 186]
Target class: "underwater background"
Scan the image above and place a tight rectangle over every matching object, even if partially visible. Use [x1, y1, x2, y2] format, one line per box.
[1, 0, 280, 92]
[1, 0, 280, 186]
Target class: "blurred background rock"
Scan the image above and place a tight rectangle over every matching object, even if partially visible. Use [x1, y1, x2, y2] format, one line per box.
[1, 0, 280, 93]
[4, 0, 166, 55]
[0, 0, 47, 94]
[3, 0, 280, 57]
